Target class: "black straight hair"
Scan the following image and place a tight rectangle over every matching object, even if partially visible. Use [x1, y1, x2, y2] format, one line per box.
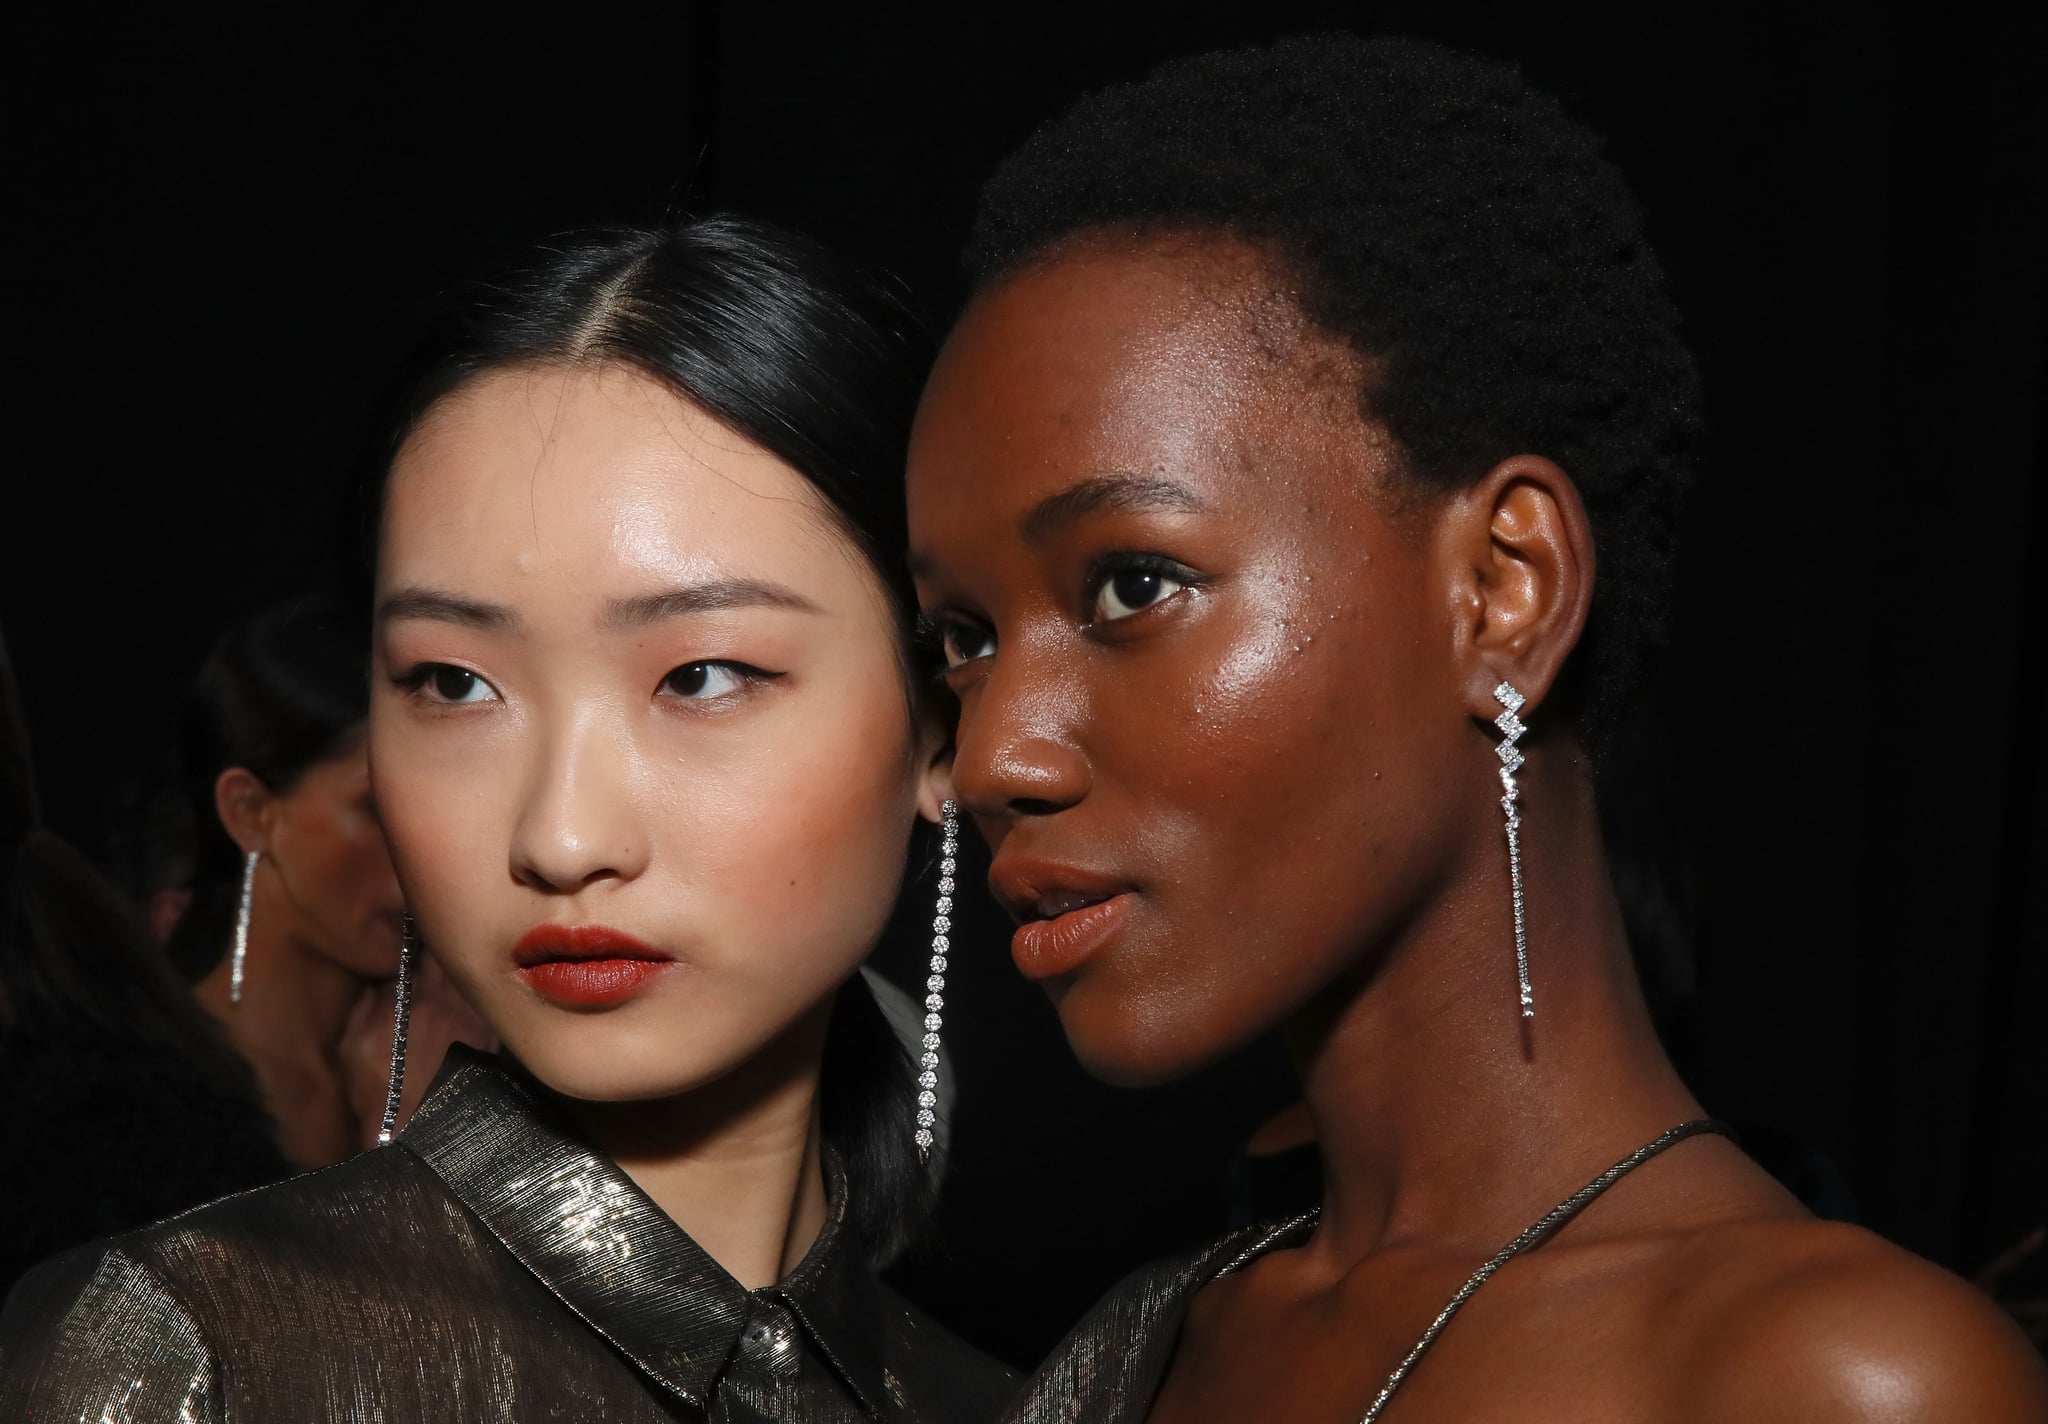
[165, 594, 371, 983]
[361, 216, 938, 1266]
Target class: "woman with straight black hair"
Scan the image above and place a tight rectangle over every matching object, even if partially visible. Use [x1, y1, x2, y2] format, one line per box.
[1, 216, 1013, 1423]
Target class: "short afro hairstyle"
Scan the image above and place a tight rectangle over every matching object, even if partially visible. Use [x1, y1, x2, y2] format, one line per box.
[967, 34, 1701, 754]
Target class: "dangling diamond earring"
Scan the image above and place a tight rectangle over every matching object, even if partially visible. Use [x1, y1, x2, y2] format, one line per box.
[1493, 682, 1534, 1020]
[916, 801, 957, 1162]
[376, 912, 420, 1146]
[229, 850, 259, 1004]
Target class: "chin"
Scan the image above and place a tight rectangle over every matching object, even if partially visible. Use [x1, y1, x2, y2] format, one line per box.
[515, 1050, 706, 1105]
[506, 1020, 734, 1104]
[1055, 983, 1236, 1088]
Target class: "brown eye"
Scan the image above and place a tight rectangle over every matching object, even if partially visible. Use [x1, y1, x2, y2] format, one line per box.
[413, 664, 498, 704]
[659, 662, 750, 699]
[941, 622, 995, 669]
[1093, 568, 1185, 622]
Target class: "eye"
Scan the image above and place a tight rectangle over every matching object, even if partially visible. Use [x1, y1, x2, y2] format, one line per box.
[659, 661, 754, 700]
[937, 619, 995, 670]
[1090, 562, 1189, 623]
[405, 663, 499, 705]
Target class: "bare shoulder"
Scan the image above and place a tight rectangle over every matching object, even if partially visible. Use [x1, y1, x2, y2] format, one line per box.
[1671, 1217, 2048, 1422]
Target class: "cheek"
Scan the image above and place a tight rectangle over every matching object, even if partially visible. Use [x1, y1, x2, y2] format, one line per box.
[678, 682, 921, 978]
[1068, 571, 1467, 1075]
[368, 710, 497, 932]
[279, 802, 369, 901]
[327, 816, 398, 907]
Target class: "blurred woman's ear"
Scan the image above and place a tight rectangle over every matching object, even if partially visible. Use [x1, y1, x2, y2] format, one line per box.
[914, 729, 954, 824]
[212, 767, 273, 858]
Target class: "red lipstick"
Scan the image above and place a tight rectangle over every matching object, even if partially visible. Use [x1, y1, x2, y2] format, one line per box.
[513, 925, 674, 1009]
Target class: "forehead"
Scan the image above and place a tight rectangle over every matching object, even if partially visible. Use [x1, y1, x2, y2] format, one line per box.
[382, 364, 852, 595]
[907, 236, 1384, 526]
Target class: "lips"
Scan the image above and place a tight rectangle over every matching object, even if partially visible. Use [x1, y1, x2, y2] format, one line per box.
[513, 925, 674, 1009]
[989, 857, 1137, 980]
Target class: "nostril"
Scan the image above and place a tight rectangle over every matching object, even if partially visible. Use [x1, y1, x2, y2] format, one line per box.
[954, 728, 1089, 818]
[1011, 797, 1068, 818]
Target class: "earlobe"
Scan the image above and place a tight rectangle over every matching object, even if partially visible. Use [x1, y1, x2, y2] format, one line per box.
[213, 766, 275, 856]
[1453, 454, 1595, 717]
[916, 758, 956, 824]
[912, 722, 956, 825]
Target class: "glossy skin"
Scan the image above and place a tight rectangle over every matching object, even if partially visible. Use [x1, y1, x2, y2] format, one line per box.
[371, 364, 940, 1286]
[908, 235, 2048, 1421]
[912, 237, 1480, 1087]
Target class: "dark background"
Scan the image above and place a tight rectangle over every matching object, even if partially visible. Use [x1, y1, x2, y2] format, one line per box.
[7, 2, 2043, 1366]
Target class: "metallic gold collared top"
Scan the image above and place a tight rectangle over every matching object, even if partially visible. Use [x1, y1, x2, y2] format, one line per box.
[0, 1046, 1012, 1423]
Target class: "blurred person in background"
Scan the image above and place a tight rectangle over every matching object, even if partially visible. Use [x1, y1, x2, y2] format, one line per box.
[0, 624, 288, 1293]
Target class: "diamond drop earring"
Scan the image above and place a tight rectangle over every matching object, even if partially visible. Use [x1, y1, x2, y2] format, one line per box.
[1492, 681, 1534, 1020]
[916, 801, 957, 1162]
[376, 913, 419, 1146]
[229, 850, 259, 1004]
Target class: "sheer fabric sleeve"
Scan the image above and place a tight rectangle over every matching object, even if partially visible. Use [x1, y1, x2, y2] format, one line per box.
[0, 1245, 221, 1423]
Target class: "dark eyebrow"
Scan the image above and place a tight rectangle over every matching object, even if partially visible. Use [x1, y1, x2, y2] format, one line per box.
[376, 588, 516, 631]
[603, 578, 821, 628]
[1020, 474, 1207, 543]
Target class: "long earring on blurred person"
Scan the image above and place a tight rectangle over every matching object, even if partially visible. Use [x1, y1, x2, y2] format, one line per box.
[375, 913, 419, 1145]
[229, 850, 259, 1004]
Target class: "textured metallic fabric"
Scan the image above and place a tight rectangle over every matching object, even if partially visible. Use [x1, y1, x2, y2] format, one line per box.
[0, 1045, 1014, 1422]
[999, 1213, 1316, 1424]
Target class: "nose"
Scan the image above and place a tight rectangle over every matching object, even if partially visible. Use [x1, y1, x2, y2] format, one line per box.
[509, 710, 651, 894]
[950, 643, 1090, 824]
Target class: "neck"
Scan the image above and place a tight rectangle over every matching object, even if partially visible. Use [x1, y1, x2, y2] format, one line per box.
[1289, 743, 1703, 1264]
[561, 1001, 832, 1292]
[196, 867, 366, 1079]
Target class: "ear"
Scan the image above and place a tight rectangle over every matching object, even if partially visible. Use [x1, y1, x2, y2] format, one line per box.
[911, 713, 956, 825]
[1441, 454, 1595, 721]
[213, 766, 276, 857]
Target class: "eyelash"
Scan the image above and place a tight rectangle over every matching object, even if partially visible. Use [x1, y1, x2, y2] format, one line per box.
[658, 661, 781, 702]
[1081, 552, 1203, 623]
[918, 550, 1205, 672]
[912, 612, 956, 658]
[391, 660, 782, 706]
[392, 663, 495, 705]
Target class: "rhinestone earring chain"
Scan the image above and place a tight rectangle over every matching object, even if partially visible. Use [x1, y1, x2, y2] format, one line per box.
[916, 801, 957, 1161]
[229, 850, 258, 1004]
[376, 913, 419, 1146]
[1493, 682, 1535, 1020]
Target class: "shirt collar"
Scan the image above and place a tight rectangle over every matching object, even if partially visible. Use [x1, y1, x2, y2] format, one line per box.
[399, 1045, 891, 1414]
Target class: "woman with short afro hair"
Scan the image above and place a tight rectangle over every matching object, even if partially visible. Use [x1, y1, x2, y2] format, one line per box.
[907, 34, 2048, 1423]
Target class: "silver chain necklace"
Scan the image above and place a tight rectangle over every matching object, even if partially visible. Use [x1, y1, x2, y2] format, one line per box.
[1356, 1118, 1730, 1423]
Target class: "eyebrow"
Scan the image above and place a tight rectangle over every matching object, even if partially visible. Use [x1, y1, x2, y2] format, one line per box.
[1020, 474, 1207, 543]
[602, 578, 821, 628]
[376, 578, 821, 635]
[377, 588, 516, 631]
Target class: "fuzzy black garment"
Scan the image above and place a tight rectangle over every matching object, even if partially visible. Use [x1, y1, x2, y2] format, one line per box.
[0, 1023, 290, 1296]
